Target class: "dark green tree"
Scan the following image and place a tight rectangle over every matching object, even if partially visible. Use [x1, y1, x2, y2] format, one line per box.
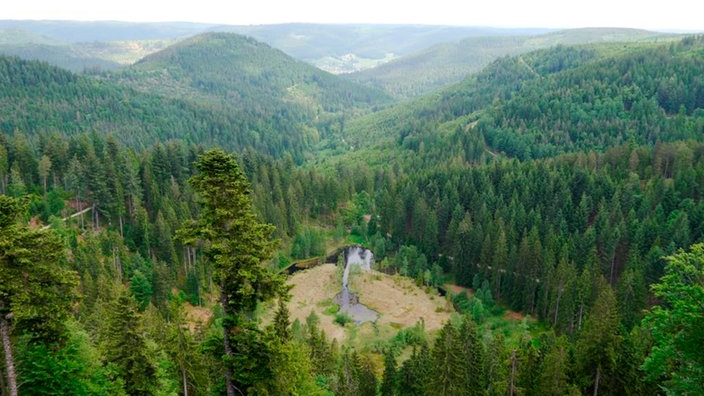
[458, 315, 486, 394]
[398, 343, 431, 396]
[428, 321, 464, 395]
[176, 149, 284, 395]
[0, 195, 79, 396]
[100, 289, 155, 395]
[381, 348, 398, 396]
[576, 286, 621, 395]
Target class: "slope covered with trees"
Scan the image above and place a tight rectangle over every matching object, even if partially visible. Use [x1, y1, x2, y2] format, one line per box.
[332, 36, 704, 169]
[0, 33, 390, 161]
[0, 31, 703, 395]
[347, 27, 670, 98]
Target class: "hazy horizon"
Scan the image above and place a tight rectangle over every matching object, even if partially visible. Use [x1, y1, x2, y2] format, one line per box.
[4, 0, 703, 32]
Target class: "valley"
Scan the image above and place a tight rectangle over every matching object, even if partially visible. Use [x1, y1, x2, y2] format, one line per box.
[0, 19, 702, 395]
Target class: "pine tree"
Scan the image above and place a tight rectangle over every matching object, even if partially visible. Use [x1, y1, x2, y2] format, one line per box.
[458, 315, 486, 394]
[129, 270, 153, 311]
[100, 289, 155, 395]
[381, 348, 398, 396]
[398, 343, 431, 396]
[428, 321, 464, 395]
[273, 297, 292, 342]
[538, 334, 571, 395]
[177, 149, 285, 395]
[0, 195, 79, 396]
[576, 286, 621, 396]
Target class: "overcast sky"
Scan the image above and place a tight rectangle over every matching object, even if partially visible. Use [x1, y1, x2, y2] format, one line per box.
[3, 0, 702, 31]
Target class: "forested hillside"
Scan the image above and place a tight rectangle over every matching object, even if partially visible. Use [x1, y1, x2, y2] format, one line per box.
[0, 31, 703, 396]
[0, 33, 389, 161]
[117, 33, 388, 114]
[334, 37, 704, 168]
[347, 27, 670, 98]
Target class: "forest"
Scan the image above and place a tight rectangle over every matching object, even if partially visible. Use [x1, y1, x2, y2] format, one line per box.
[0, 29, 703, 395]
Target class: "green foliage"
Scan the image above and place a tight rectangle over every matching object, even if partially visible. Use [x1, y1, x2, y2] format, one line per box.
[335, 349, 378, 396]
[350, 28, 669, 99]
[3, 30, 704, 395]
[129, 270, 153, 311]
[178, 148, 286, 393]
[381, 348, 398, 396]
[291, 226, 327, 259]
[576, 286, 621, 395]
[99, 289, 156, 395]
[643, 243, 704, 394]
[0, 194, 79, 343]
[398, 343, 431, 395]
[16, 321, 123, 396]
[334, 312, 353, 326]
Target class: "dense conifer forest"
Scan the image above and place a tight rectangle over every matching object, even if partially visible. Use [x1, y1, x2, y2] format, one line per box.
[0, 28, 703, 395]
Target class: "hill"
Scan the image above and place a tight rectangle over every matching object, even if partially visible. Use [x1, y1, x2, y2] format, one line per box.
[0, 28, 173, 72]
[0, 20, 213, 42]
[326, 36, 704, 169]
[0, 21, 552, 74]
[348, 28, 675, 98]
[118, 32, 389, 112]
[221, 24, 550, 73]
[0, 33, 390, 159]
[0, 54, 325, 159]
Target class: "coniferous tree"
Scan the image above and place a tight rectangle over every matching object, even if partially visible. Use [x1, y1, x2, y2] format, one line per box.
[428, 321, 464, 395]
[458, 315, 486, 394]
[176, 149, 285, 395]
[100, 289, 156, 395]
[0, 195, 79, 396]
[398, 343, 431, 396]
[381, 348, 398, 396]
[576, 286, 621, 395]
[538, 334, 572, 395]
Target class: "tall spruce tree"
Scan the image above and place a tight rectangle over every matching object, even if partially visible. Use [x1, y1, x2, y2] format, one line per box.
[177, 149, 284, 395]
[576, 285, 621, 396]
[0, 195, 79, 396]
[381, 348, 398, 396]
[100, 289, 155, 395]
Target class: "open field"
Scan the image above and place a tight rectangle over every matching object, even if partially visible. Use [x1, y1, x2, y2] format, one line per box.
[285, 263, 453, 344]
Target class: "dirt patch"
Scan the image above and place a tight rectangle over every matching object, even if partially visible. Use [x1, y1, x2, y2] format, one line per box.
[285, 264, 454, 343]
[503, 310, 534, 322]
[183, 302, 213, 332]
[287, 264, 347, 342]
[350, 271, 452, 332]
[442, 283, 474, 296]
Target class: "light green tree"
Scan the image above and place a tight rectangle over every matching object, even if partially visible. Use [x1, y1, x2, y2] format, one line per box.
[643, 243, 704, 394]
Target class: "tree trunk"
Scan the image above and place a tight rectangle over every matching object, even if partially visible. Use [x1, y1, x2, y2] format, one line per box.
[593, 366, 601, 396]
[1, 313, 18, 396]
[220, 290, 236, 396]
[0, 355, 7, 396]
[553, 287, 562, 327]
[578, 304, 584, 330]
[509, 349, 517, 396]
[182, 367, 188, 396]
[609, 252, 617, 286]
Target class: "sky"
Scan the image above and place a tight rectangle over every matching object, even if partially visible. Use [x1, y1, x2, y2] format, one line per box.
[2, 0, 702, 31]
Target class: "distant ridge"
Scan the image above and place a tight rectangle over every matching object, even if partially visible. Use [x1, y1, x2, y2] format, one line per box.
[348, 27, 676, 98]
